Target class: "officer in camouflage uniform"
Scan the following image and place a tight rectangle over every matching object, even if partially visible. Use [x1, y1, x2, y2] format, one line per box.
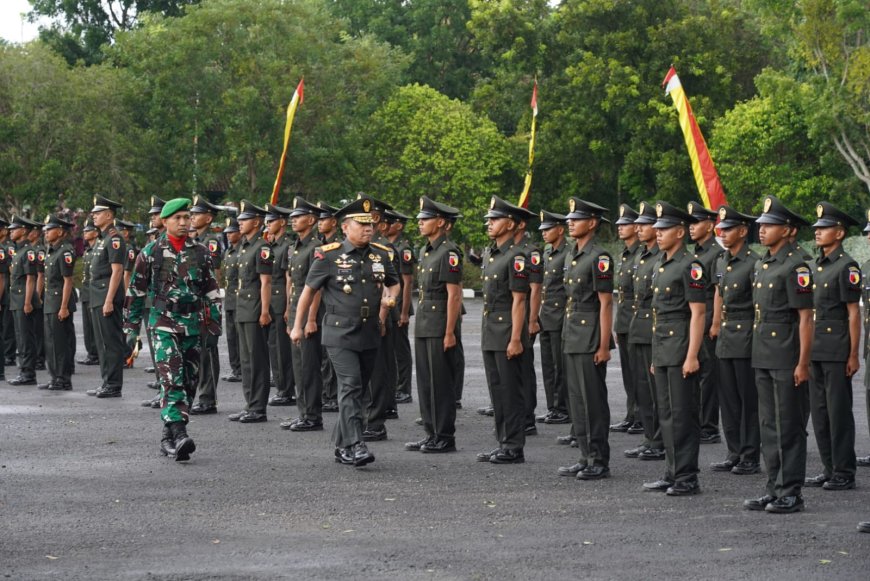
[229, 200, 273, 423]
[290, 196, 399, 466]
[316, 201, 340, 411]
[8, 215, 41, 385]
[37, 215, 76, 391]
[220, 218, 243, 383]
[743, 195, 814, 514]
[86, 195, 126, 398]
[612, 204, 642, 433]
[536, 210, 569, 425]
[476, 196, 531, 464]
[282, 197, 324, 432]
[386, 209, 416, 405]
[404, 196, 462, 453]
[557, 198, 614, 481]
[189, 196, 224, 414]
[264, 203, 296, 408]
[77, 220, 100, 366]
[125, 198, 221, 461]
[642, 202, 707, 496]
[804, 202, 860, 491]
[709, 206, 761, 475]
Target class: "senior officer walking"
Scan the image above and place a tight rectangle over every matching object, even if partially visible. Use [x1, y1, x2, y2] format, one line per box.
[404, 196, 463, 453]
[476, 196, 531, 465]
[229, 200, 273, 424]
[86, 195, 126, 398]
[642, 202, 707, 496]
[124, 198, 222, 461]
[557, 198, 614, 481]
[290, 196, 399, 467]
[37, 215, 76, 391]
[709, 206, 761, 475]
[804, 202, 860, 491]
[743, 195, 814, 514]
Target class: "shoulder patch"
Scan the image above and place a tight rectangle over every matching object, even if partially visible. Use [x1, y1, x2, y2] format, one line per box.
[0, 249, 5, 260]
[209, 240, 219, 254]
[597, 255, 610, 273]
[514, 256, 525, 272]
[64, 252, 73, 265]
[402, 248, 413, 263]
[128, 249, 136, 260]
[796, 265, 811, 288]
[690, 262, 704, 281]
[111, 238, 121, 250]
[27, 250, 36, 262]
[848, 265, 861, 286]
[260, 247, 271, 261]
[448, 251, 460, 268]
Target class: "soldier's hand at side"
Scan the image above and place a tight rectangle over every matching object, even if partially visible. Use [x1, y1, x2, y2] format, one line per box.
[58, 307, 69, 321]
[506, 339, 523, 359]
[708, 323, 720, 340]
[398, 313, 410, 327]
[846, 355, 860, 378]
[283, 312, 289, 324]
[793, 362, 810, 386]
[290, 326, 303, 345]
[378, 318, 387, 337]
[443, 331, 456, 351]
[23, 303, 33, 315]
[259, 312, 271, 327]
[682, 356, 699, 378]
[528, 319, 541, 336]
[593, 347, 611, 365]
[304, 321, 317, 338]
[102, 302, 114, 316]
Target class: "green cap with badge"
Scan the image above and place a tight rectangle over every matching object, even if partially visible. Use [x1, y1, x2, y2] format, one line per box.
[160, 198, 192, 219]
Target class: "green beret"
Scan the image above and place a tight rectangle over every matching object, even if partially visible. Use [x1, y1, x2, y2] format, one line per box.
[160, 197, 192, 219]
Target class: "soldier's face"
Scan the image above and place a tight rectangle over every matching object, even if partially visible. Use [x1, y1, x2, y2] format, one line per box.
[718, 225, 746, 249]
[342, 219, 373, 246]
[567, 217, 595, 239]
[486, 217, 513, 239]
[689, 220, 714, 242]
[389, 222, 404, 237]
[164, 212, 191, 238]
[541, 225, 563, 245]
[44, 228, 62, 245]
[238, 217, 260, 237]
[91, 209, 113, 229]
[617, 224, 637, 240]
[655, 225, 684, 252]
[227, 231, 241, 245]
[318, 217, 336, 235]
[814, 225, 843, 249]
[636, 223, 655, 243]
[84, 230, 98, 243]
[418, 217, 440, 237]
[190, 212, 212, 230]
[758, 224, 789, 247]
[149, 213, 163, 229]
[291, 214, 315, 234]
[266, 218, 286, 237]
[10, 228, 25, 242]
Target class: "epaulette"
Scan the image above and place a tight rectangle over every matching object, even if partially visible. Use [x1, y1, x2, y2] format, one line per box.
[371, 242, 391, 253]
[320, 242, 341, 252]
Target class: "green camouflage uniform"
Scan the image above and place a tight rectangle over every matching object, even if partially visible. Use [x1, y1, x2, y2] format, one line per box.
[124, 236, 221, 424]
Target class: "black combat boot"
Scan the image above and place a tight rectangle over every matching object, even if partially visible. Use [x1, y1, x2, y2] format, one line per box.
[169, 421, 196, 462]
[159, 425, 176, 457]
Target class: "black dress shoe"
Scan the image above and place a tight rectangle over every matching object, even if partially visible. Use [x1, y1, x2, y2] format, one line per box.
[858, 522, 870, 533]
[37, 381, 55, 390]
[638, 448, 666, 461]
[334, 447, 354, 465]
[476, 449, 499, 462]
[577, 465, 610, 480]
[362, 427, 387, 441]
[536, 411, 552, 423]
[238, 411, 267, 423]
[322, 400, 339, 412]
[711, 459, 737, 472]
[765, 495, 804, 513]
[351, 442, 375, 466]
[557, 462, 587, 476]
[8, 375, 37, 386]
[190, 403, 217, 415]
[643, 479, 674, 492]
[731, 461, 761, 475]
[86, 387, 102, 396]
[279, 417, 301, 429]
[141, 395, 160, 407]
[490, 448, 524, 464]
[624, 445, 649, 458]
[147, 381, 160, 390]
[77, 356, 100, 365]
[268, 396, 294, 406]
[699, 432, 721, 444]
[289, 419, 324, 432]
[414, 417, 424, 426]
[227, 411, 247, 421]
[666, 480, 701, 496]
[48, 381, 72, 391]
[421, 439, 457, 454]
[524, 424, 538, 436]
[857, 455, 870, 467]
[544, 412, 570, 425]
[95, 386, 122, 398]
[744, 494, 776, 511]
[822, 476, 855, 490]
[150, 398, 161, 408]
[384, 408, 399, 420]
[627, 422, 645, 434]
[144, 366, 155, 373]
[476, 406, 494, 416]
[609, 420, 631, 432]
[405, 436, 434, 451]
[394, 392, 413, 404]
[223, 373, 242, 383]
[805, 473, 829, 487]
[555, 435, 577, 446]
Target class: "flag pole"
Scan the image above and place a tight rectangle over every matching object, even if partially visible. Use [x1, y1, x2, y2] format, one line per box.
[271, 78, 305, 205]
[517, 79, 538, 209]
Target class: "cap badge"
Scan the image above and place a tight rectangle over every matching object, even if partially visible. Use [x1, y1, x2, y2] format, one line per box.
[490, 197, 496, 209]
[45, 214, 51, 224]
[656, 203, 663, 218]
[569, 199, 576, 213]
[293, 198, 298, 209]
[619, 205, 625, 217]
[420, 197, 425, 210]
[763, 197, 772, 213]
[362, 199, 371, 212]
[687, 202, 695, 215]
[639, 202, 646, 213]
[816, 204, 824, 218]
[718, 207, 727, 221]
[539, 210, 545, 221]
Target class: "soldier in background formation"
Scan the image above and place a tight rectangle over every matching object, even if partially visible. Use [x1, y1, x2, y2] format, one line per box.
[611, 204, 641, 434]
[77, 219, 100, 367]
[264, 202, 295, 409]
[537, 210, 569, 426]
[7, 215, 41, 386]
[221, 217, 242, 383]
[38, 215, 77, 391]
[316, 201, 340, 411]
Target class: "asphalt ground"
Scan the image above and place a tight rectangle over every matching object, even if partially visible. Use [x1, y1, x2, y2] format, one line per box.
[2, 298, 869, 580]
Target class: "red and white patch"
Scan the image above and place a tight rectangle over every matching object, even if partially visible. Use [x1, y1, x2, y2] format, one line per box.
[849, 266, 861, 286]
[314, 249, 324, 260]
[260, 247, 271, 261]
[402, 249, 413, 263]
[111, 239, 121, 250]
[690, 263, 704, 281]
[448, 252, 460, 267]
[514, 256, 525, 272]
[128, 249, 136, 260]
[597, 256, 610, 273]
[531, 251, 541, 266]
[64, 252, 73, 265]
[208, 240, 219, 254]
[27, 250, 36, 262]
[796, 267, 810, 288]
[0, 249, 5, 260]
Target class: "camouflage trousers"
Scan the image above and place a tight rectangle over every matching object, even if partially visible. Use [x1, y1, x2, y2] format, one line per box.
[154, 329, 202, 424]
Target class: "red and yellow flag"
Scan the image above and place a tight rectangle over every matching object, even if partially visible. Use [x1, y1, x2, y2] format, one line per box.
[662, 67, 726, 210]
[517, 80, 538, 209]
[270, 78, 305, 205]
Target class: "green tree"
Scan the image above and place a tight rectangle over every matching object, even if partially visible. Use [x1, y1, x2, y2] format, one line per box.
[28, 0, 200, 65]
[365, 83, 512, 248]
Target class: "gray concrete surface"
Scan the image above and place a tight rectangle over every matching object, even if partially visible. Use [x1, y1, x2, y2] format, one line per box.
[1, 298, 869, 579]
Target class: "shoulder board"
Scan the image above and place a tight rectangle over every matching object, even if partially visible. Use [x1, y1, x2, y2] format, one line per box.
[371, 242, 391, 252]
[319, 242, 341, 252]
